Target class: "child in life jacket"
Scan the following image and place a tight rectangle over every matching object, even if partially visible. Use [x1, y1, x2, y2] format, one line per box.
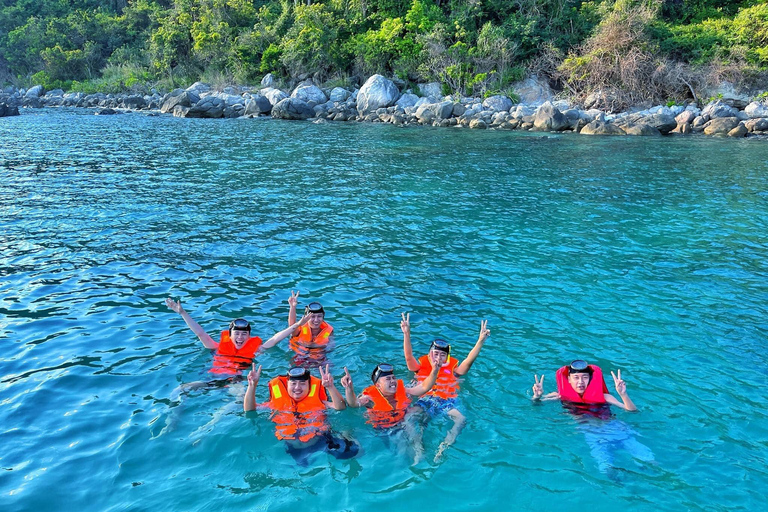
[243, 364, 359, 464]
[530, 359, 637, 410]
[401, 313, 491, 462]
[286, 291, 334, 366]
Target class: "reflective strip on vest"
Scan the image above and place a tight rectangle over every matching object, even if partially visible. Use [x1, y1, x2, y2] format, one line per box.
[271, 384, 282, 399]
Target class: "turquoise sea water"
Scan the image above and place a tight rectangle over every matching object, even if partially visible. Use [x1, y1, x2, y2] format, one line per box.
[1, 108, 767, 511]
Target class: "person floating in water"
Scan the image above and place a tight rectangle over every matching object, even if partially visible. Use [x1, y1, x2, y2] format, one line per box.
[532, 360, 654, 478]
[244, 364, 359, 464]
[402, 313, 491, 462]
[165, 297, 310, 388]
[286, 291, 334, 367]
[342, 360, 440, 464]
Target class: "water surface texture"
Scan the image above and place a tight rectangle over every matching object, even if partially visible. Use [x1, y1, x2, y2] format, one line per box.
[1, 109, 767, 511]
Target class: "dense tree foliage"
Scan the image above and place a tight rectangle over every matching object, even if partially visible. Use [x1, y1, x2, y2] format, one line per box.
[1, 0, 766, 98]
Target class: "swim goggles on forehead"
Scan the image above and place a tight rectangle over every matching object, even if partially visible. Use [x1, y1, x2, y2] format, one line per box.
[430, 338, 451, 354]
[569, 360, 591, 373]
[371, 363, 394, 383]
[305, 302, 325, 315]
[287, 367, 311, 381]
[229, 318, 251, 332]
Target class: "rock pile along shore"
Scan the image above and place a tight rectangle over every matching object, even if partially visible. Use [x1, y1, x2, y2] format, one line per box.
[3, 74, 768, 138]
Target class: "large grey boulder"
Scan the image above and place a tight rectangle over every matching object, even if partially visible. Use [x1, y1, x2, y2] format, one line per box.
[533, 101, 570, 131]
[744, 118, 768, 132]
[292, 84, 327, 104]
[701, 101, 739, 119]
[261, 73, 275, 88]
[186, 96, 225, 118]
[329, 87, 351, 103]
[415, 100, 454, 122]
[482, 95, 513, 112]
[579, 121, 625, 135]
[418, 82, 442, 98]
[261, 87, 289, 106]
[272, 97, 314, 120]
[244, 95, 272, 115]
[357, 74, 400, 115]
[728, 123, 748, 137]
[623, 123, 662, 136]
[24, 85, 45, 98]
[0, 103, 20, 117]
[744, 101, 768, 118]
[512, 75, 553, 105]
[161, 90, 200, 113]
[186, 82, 211, 95]
[639, 113, 677, 135]
[395, 93, 419, 109]
[703, 117, 740, 136]
[675, 110, 697, 124]
[122, 95, 146, 109]
[702, 81, 752, 109]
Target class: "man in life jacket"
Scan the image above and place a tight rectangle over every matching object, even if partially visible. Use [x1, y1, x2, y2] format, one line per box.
[401, 313, 491, 462]
[531, 360, 653, 477]
[286, 291, 333, 365]
[243, 363, 359, 464]
[165, 297, 310, 384]
[530, 359, 637, 411]
[341, 360, 440, 463]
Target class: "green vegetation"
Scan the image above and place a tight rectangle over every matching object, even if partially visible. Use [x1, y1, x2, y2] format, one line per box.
[1, 0, 766, 103]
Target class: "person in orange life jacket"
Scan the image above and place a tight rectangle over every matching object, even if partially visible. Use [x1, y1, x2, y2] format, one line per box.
[287, 291, 334, 366]
[165, 298, 310, 393]
[531, 361, 652, 478]
[402, 313, 491, 462]
[531, 360, 637, 411]
[243, 363, 359, 463]
[341, 361, 440, 464]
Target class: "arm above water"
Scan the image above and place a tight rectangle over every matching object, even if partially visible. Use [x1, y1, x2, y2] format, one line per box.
[244, 364, 262, 412]
[455, 319, 490, 376]
[287, 290, 300, 336]
[261, 313, 310, 349]
[165, 298, 217, 349]
[405, 355, 440, 397]
[320, 364, 346, 411]
[401, 312, 420, 371]
[605, 370, 638, 411]
[531, 374, 560, 402]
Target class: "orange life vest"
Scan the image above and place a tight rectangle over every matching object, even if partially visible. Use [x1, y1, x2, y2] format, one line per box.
[415, 354, 460, 399]
[556, 365, 609, 404]
[361, 379, 410, 429]
[267, 375, 329, 442]
[210, 331, 262, 375]
[289, 322, 333, 352]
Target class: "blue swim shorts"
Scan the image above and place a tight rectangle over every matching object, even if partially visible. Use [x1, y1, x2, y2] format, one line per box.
[414, 395, 463, 417]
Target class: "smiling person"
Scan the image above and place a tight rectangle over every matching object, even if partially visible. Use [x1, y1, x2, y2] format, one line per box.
[165, 297, 310, 380]
[243, 364, 359, 464]
[286, 291, 334, 366]
[531, 360, 654, 478]
[402, 313, 490, 462]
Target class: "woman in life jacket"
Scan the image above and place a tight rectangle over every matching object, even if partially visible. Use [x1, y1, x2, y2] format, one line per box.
[286, 291, 334, 366]
[530, 360, 637, 411]
[243, 363, 359, 463]
[531, 360, 653, 478]
[401, 312, 491, 462]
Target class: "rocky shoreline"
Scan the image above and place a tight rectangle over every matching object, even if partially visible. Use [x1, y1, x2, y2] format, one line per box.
[2, 74, 768, 138]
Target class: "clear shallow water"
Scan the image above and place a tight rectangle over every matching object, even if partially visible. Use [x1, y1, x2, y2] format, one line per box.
[1, 108, 767, 511]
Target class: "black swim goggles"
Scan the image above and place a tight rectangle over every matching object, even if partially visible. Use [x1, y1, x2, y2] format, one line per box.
[569, 360, 591, 373]
[287, 367, 311, 381]
[430, 338, 451, 354]
[229, 318, 251, 332]
[371, 363, 394, 383]
[305, 302, 325, 315]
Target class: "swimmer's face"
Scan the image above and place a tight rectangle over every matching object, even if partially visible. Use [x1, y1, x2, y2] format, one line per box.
[429, 349, 449, 366]
[308, 312, 324, 329]
[375, 374, 398, 396]
[230, 329, 250, 347]
[287, 378, 310, 400]
[568, 372, 591, 395]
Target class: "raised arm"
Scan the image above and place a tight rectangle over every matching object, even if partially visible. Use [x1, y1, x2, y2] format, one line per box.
[531, 373, 560, 402]
[165, 298, 217, 349]
[243, 364, 262, 412]
[405, 355, 440, 397]
[455, 319, 490, 376]
[401, 312, 420, 371]
[287, 290, 299, 334]
[604, 370, 637, 411]
[262, 313, 311, 349]
[340, 367, 359, 408]
[320, 364, 346, 411]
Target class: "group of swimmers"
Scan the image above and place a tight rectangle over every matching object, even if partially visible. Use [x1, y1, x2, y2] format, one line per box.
[166, 292, 648, 469]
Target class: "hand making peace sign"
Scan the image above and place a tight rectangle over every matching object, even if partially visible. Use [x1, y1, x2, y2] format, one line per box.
[288, 290, 300, 308]
[532, 374, 544, 399]
[611, 369, 627, 396]
[400, 312, 410, 335]
[478, 319, 490, 342]
[247, 363, 262, 387]
[319, 364, 335, 388]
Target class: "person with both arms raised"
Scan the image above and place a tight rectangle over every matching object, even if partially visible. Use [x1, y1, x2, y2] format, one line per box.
[402, 312, 491, 462]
